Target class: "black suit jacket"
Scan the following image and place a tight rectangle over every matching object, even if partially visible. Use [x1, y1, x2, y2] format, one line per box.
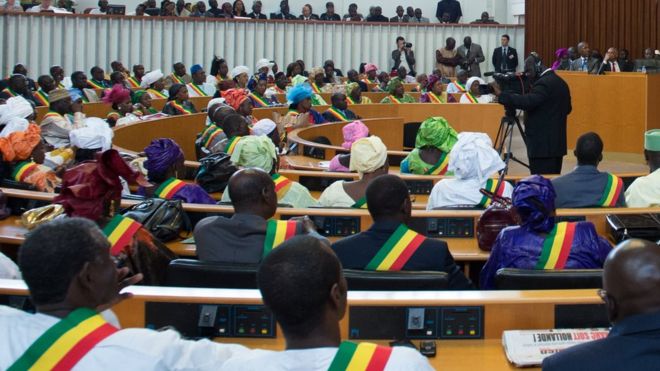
[498, 70, 572, 158]
[322, 107, 357, 122]
[247, 12, 266, 19]
[270, 12, 296, 19]
[298, 14, 319, 20]
[492, 46, 519, 73]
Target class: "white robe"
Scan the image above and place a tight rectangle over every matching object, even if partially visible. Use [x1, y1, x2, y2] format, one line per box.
[625, 168, 660, 207]
[427, 178, 514, 209]
[317, 181, 357, 208]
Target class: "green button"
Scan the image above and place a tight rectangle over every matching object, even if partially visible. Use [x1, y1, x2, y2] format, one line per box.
[238, 328, 245, 334]
[446, 330, 453, 335]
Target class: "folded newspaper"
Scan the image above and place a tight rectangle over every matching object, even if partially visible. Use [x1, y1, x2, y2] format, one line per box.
[502, 328, 610, 367]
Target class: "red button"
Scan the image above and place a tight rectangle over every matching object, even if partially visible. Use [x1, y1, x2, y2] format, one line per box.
[458, 330, 464, 335]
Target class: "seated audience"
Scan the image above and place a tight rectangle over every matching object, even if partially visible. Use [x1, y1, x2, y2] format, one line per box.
[69, 117, 114, 162]
[221, 135, 317, 207]
[247, 0, 266, 19]
[252, 118, 281, 149]
[195, 169, 324, 263]
[625, 129, 660, 207]
[33, 75, 56, 107]
[195, 106, 235, 156]
[308, 67, 332, 94]
[50, 65, 67, 89]
[409, 8, 429, 23]
[40, 89, 86, 148]
[460, 77, 493, 103]
[209, 57, 231, 83]
[231, 65, 250, 89]
[322, 93, 357, 122]
[471, 11, 498, 24]
[395, 66, 416, 83]
[345, 81, 371, 104]
[415, 73, 428, 92]
[390, 5, 409, 22]
[446, 69, 468, 95]
[1, 0, 23, 12]
[552, 132, 626, 207]
[618, 48, 635, 72]
[328, 120, 370, 172]
[0, 74, 37, 104]
[187, 64, 215, 97]
[331, 175, 473, 288]
[542, 239, 660, 370]
[270, 0, 295, 19]
[346, 69, 368, 92]
[427, 132, 513, 209]
[88, 66, 111, 89]
[401, 117, 457, 175]
[264, 72, 288, 98]
[380, 78, 415, 103]
[162, 83, 197, 115]
[322, 60, 342, 84]
[246, 59, 272, 91]
[164, 62, 192, 89]
[141, 69, 169, 99]
[126, 64, 145, 88]
[284, 84, 326, 125]
[551, 48, 571, 71]
[213, 113, 250, 154]
[342, 2, 363, 21]
[419, 74, 446, 103]
[366, 5, 387, 22]
[319, 136, 387, 207]
[233, 0, 246, 16]
[140, 138, 216, 204]
[219, 235, 434, 370]
[480, 175, 612, 289]
[249, 77, 278, 107]
[103, 85, 140, 126]
[222, 88, 255, 124]
[132, 90, 159, 115]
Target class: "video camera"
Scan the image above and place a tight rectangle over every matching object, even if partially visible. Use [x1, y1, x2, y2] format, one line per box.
[483, 71, 526, 95]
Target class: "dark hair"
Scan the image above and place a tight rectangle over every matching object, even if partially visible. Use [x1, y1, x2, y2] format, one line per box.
[228, 168, 273, 209]
[358, 63, 366, 74]
[90, 66, 103, 75]
[19, 218, 108, 306]
[575, 132, 603, 165]
[502, 34, 510, 41]
[50, 65, 63, 74]
[71, 71, 85, 81]
[12, 64, 25, 74]
[366, 174, 409, 220]
[109, 71, 124, 83]
[37, 75, 52, 87]
[325, 1, 333, 7]
[212, 105, 237, 128]
[210, 57, 226, 76]
[396, 36, 404, 43]
[330, 92, 345, 105]
[257, 235, 341, 337]
[223, 113, 248, 137]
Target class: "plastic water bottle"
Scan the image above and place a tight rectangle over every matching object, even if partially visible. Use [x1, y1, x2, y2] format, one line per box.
[642, 66, 647, 73]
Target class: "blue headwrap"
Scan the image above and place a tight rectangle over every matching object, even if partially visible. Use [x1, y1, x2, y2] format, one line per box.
[68, 88, 83, 102]
[512, 175, 557, 233]
[143, 138, 185, 178]
[190, 64, 203, 74]
[286, 83, 313, 105]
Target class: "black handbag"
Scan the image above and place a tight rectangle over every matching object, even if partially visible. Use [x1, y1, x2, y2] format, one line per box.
[195, 152, 238, 193]
[606, 214, 660, 243]
[121, 198, 191, 242]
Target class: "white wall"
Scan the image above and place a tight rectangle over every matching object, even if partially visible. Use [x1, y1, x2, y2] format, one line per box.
[506, 0, 524, 24]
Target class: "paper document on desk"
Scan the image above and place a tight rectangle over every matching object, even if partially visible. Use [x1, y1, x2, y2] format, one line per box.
[502, 328, 609, 367]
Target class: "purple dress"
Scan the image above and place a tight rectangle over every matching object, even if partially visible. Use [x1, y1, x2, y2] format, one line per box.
[479, 221, 612, 289]
[138, 184, 217, 205]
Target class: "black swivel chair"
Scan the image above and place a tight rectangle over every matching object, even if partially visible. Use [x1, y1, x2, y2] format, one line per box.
[343, 269, 449, 291]
[165, 259, 259, 289]
[494, 268, 603, 290]
[402, 122, 422, 149]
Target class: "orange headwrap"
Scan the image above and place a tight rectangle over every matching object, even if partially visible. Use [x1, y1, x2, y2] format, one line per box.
[221, 88, 249, 110]
[0, 123, 42, 162]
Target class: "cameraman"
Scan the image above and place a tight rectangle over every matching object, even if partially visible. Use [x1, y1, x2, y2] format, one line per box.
[392, 36, 416, 77]
[495, 63, 572, 175]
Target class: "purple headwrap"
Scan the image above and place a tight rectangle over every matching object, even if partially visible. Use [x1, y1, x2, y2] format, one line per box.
[512, 175, 557, 233]
[427, 74, 441, 91]
[551, 48, 569, 70]
[342, 120, 370, 149]
[143, 138, 185, 177]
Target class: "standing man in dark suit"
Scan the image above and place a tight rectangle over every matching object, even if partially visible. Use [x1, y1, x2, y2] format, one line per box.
[497, 66, 572, 174]
[389, 6, 409, 22]
[543, 239, 660, 371]
[247, 0, 266, 19]
[457, 36, 485, 77]
[492, 34, 518, 73]
[570, 41, 599, 73]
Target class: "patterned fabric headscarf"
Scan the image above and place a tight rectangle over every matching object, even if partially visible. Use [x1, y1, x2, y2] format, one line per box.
[102, 85, 131, 106]
[345, 82, 360, 96]
[286, 84, 313, 105]
[0, 123, 42, 162]
[229, 135, 277, 173]
[143, 138, 185, 178]
[386, 77, 403, 94]
[415, 117, 458, 152]
[512, 175, 557, 233]
[221, 88, 249, 110]
[342, 120, 370, 149]
[308, 67, 324, 80]
[427, 74, 441, 91]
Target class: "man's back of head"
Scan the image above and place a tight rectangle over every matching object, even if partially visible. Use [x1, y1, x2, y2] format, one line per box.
[222, 113, 249, 137]
[366, 174, 411, 222]
[574, 132, 603, 167]
[228, 168, 276, 217]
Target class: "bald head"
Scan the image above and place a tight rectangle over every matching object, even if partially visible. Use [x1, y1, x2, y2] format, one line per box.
[227, 168, 277, 218]
[603, 239, 660, 323]
[212, 105, 236, 129]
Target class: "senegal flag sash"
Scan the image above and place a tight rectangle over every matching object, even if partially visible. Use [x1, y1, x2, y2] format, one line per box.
[249, 93, 270, 108]
[365, 224, 426, 271]
[328, 341, 393, 371]
[43, 111, 63, 121]
[388, 95, 402, 104]
[103, 214, 142, 255]
[597, 173, 623, 207]
[201, 125, 224, 148]
[188, 83, 207, 97]
[351, 196, 367, 209]
[311, 82, 322, 94]
[326, 107, 349, 122]
[535, 222, 577, 269]
[170, 73, 184, 84]
[427, 92, 444, 103]
[454, 81, 466, 92]
[425, 152, 449, 175]
[464, 93, 479, 103]
[346, 96, 358, 105]
[127, 76, 141, 88]
[87, 79, 106, 89]
[7, 308, 118, 371]
[478, 179, 506, 208]
[33, 90, 49, 106]
[12, 161, 39, 182]
[272, 174, 292, 200]
[263, 220, 298, 256]
[154, 178, 187, 199]
[169, 101, 193, 115]
[225, 136, 242, 155]
[2, 88, 17, 97]
[147, 89, 167, 99]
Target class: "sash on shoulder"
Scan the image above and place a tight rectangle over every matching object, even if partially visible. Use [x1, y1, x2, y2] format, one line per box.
[272, 174, 293, 200]
[597, 173, 623, 207]
[388, 95, 402, 104]
[249, 93, 270, 107]
[154, 177, 187, 199]
[263, 219, 298, 256]
[346, 96, 358, 105]
[127, 76, 141, 88]
[12, 161, 39, 182]
[425, 152, 449, 175]
[478, 179, 506, 208]
[225, 136, 242, 155]
[169, 101, 193, 115]
[427, 92, 443, 103]
[535, 222, 577, 269]
[34, 90, 49, 106]
[188, 83, 207, 97]
[103, 214, 142, 255]
[464, 93, 478, 103]
[365, 224, 426, 271]
[326, 107, 349, 122]
[351, 196, 367, 209]
[328, 341, 393, 371]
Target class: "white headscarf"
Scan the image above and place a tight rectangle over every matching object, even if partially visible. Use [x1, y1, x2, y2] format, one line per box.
[252, 119, 277, 136]
[448, 132, 504, 182]
[0, 117, 29, 137]
[69, 117, 114, 151]
[206, 97, 226, 111]
[465, 77, 486, 91]
[349, 136, 388, 174]
[255, 59, 273, 71]
[140, 69, 164, 88]
[0, 96, 33, 125]
[231, 66, 250, 79]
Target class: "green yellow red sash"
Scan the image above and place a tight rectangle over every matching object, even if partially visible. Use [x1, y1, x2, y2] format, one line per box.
[187, 82, 207, 97]
[200, 125, 224, 148]
[311, 82, 322, 94]
[249, 93, 270, 107]
[351, 196, 367, 209]
[225, 136, 242, 154]
[43, 111, 63, 121]
[7, 308, 118, 371]
[88, 79, 106, 89]
[464, 93, 478, 103]
[127, 76, 141, 88]
[154, 177, 187, 199]
[454, 81, 466, 92]
[103, 214, 142, 255]
[597, 173, 623, 207]
[272, 173, 292, 200]
[328, 341, 393, 371]
[57, 82, 65, 89]
[12, 161, 39, 182]
[169, 101, 193, 115]
[365, 224, 426, 271]
[2, 88, 17, 97]
[425, 152, 449, 175]
[388, 95, 402, 104]
[346, 96, 358, 105]
[170, 73, 184, 84]
[33, 90, 49, 106]
[535, 222, 577, 269]
[287, 109, 299, 116]
[427, 92, 444, 103]
[326, 107, 349, 122]
[479, 179, 507, 208]
[147, 89, 167, 99]
[262, 219, 298, 256]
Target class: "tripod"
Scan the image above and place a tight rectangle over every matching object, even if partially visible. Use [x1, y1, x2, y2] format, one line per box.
[494, 112, 528, 178]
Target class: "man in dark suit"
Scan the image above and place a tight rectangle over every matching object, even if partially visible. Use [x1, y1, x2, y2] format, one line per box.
[389, 5, 409, 22]
[497, 67, 572, 174]
[319, 1, 340, 20]
[247, 0, 266, 19]
[492, 34, 518, 73]
[298, 4, 318, 20]
[366, 6, 388, 22]
[570, 41, 599, 73]
[322, 93, 357, 122]
[270, 0, 296, 19]
[543, 239, 660, 371]
[331, 175, 473, 290]
[595, 47, 623, 74]
[435, 0, 461, 23]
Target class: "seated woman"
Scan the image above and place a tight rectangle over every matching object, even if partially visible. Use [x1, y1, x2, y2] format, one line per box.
[209, 57, 231, 84]
[103, 85, 140, 127]
[221, 135, 317, 208]
[345, 82, 372, 105]
[140, 138, 216, 204]
[132, 90, 159, 116]
[460, 77, 494, 104]
[70, 117, 114, 163]
[380, 78, 416, 104]
[479, 175, 612, 289]
[291, 75, 326, 105]
[419, 74, 446, 104]
[141, 69, 168, 99]
[162, 83, 197, 115]
[328, 120, 369, 172]
[373, 71, 389, 92]
[284, 84, 327, 125]
[252, 118, 282, 150]
[308, 67, 333, 94]
[222, 88, 256, 125]
[400, 117, 458, 175]
[248, 77, 278, 108]
[427, 132, 514, 209]
[318, 136, 388, 208]
[264, 72, 288, 98]
[230, 65, 250, 89]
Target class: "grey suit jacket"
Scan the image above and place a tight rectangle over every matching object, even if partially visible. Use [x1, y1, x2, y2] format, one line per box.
[457, 43, 485, 77]
[409, 16, 429, 23]
[569, 57, 600, 73]
[551, 165, 626, 208]
[389, 15, 409, 22]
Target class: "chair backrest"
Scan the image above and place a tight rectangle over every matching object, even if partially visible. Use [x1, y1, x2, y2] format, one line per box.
[343, 269, 448, 291]
[402, 122, 421, 149]
[165, 259, 258, 289]
[494, 268, 603, 290]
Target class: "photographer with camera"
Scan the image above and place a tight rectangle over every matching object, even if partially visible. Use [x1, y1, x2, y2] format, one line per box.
[457, 36, 485, 77]
[391, 36, 416, 77]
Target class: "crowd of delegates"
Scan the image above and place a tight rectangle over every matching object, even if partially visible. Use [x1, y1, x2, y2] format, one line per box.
[549, 41, 660, 73]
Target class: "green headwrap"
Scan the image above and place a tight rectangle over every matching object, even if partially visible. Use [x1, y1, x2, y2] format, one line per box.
[415, 117, 458, 152]
[229, 135, 278, 173]
[345, 82, 359, 96]
[386, 77, 403, 94]
[132, 90, 147, 105]
[291, 75, 308, 87]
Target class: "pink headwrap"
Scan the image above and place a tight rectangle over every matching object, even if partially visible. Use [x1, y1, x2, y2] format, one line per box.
[102, 85, 131, 106]
[364, 64, 378, 73]
[341, 120, 370, 149]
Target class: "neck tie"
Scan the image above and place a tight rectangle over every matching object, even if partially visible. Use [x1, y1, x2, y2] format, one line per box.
[582, 58, 587, 71]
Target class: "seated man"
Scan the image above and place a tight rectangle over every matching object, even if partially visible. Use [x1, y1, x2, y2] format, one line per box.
[40, 88, 87, 148]
[0, 74, 38, 105]
[480, 175, 612, 289]
[219, 235, 434, 370]
[187, 64, 216, 97]
[0, 218, 250, 369]
[322, 92, 357, 122]
[543, 239, 660, 370]
[625, 129, 660, 207]
[69, 71, 100, 103]
[552, 132, 625, 208]
[331, 175, 473, 289]
[195, 169, 324, 263]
